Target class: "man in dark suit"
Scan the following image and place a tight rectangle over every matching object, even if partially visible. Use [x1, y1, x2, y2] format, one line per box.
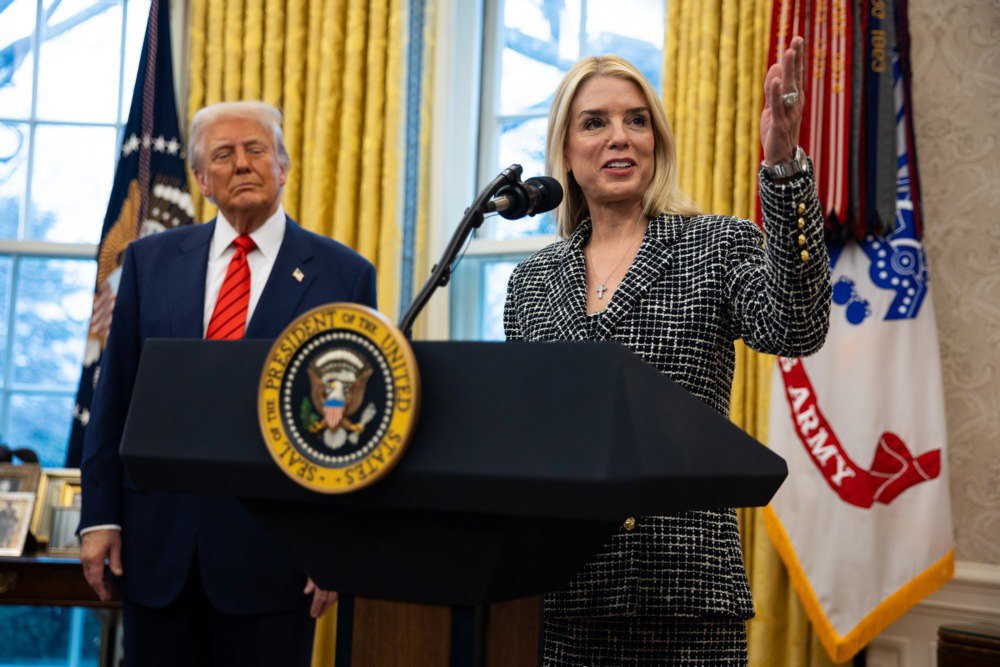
[79, 100, 376, 665]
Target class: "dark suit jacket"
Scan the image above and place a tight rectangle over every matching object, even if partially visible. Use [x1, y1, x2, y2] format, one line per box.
[504, 168, 832, 620]
[80, 216, 376, 613]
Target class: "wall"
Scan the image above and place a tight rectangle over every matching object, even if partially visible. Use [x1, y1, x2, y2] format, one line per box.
[871, 1, 1000, 664]
[909, 0, 1000, 565]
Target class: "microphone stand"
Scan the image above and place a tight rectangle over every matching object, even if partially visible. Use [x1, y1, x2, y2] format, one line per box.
[398, 164, 523, 339]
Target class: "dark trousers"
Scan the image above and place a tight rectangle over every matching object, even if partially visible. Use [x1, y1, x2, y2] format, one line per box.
[122, 564, 315, 667]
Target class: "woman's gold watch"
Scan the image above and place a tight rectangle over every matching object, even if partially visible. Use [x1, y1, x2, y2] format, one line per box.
[762, 146, 808, 181]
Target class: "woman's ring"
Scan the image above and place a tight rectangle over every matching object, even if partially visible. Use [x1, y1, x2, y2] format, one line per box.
[781, 91, 800, 107]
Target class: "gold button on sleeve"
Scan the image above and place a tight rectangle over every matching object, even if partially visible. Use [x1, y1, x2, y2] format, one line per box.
[797, 217, 806, 229]
[798, 234, 807, 246]
[800, 249, 810, 262]
[623, 517, 636, 531]
[797, 202, 806, 214]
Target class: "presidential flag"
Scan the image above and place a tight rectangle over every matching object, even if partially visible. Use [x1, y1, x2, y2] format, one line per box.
[66, 0, 195, 467]
[763, 1, 954, 661]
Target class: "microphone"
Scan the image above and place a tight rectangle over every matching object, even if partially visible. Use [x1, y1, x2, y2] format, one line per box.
[485, 176, 563, 219]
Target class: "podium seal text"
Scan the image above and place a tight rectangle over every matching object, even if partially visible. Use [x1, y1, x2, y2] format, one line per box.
[258, 303, 420, 493]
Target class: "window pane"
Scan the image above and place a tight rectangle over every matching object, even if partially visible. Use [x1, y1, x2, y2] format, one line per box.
[35, 0, 124, 124]
[497, 116, 547, 183]
[450, 257, 521, 341]
[0, 606, 102, 665]
[500, 0, 580, 115]
[120, 0, 151, 123]
[482, 260, 518, 340]
[585, 0, 664, 91]
[495, 117, 555, 239]
[504, 0, 581, 70]
[12, 257, 96, 387]
[0, 122, 29, 239]
[499, 48, 564, 116]
[0, 256, 12, 380]
[0, 0, 38, 120]
[29, 123, 116, 243]
[7, 392, 76, 465]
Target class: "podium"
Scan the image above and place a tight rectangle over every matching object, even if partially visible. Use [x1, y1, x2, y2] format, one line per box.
[120, 339, 786, 665]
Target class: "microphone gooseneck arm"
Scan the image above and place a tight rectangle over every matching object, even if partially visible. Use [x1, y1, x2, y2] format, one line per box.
[398, 164, 524, 339]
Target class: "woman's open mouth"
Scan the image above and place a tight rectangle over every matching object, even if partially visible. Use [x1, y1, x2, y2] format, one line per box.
[602, 159, 636, 174]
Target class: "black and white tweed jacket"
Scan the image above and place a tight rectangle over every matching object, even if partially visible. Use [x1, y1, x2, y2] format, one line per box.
[503, 168, 832, 620]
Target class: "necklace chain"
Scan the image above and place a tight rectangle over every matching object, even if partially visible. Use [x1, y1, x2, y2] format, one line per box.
[586, 229, 644, 300]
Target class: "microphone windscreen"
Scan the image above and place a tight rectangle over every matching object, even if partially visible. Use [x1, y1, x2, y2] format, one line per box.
[524, 176, 563, 214]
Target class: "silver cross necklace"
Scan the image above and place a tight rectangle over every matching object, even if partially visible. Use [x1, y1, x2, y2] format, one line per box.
[587, 229, 644, 300]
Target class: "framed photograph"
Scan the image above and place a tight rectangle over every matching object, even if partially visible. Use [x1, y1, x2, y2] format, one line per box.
[0, 492, 36, 556]
[0, 464, 42, 494]
[29, 468, 81, 543]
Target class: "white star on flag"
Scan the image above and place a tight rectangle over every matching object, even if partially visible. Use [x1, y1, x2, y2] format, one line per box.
[122, 134, 141, 156]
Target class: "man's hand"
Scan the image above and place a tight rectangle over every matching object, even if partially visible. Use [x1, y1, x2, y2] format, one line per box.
[80, 529, 123, 601]
[304, 578, 338, 618]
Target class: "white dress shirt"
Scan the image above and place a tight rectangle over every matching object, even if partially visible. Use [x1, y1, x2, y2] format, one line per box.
[81, 207, 288, 536]
[203, 206, 286, 334]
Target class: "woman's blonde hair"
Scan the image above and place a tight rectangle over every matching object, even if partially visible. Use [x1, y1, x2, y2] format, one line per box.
[546, 55, 698, 237]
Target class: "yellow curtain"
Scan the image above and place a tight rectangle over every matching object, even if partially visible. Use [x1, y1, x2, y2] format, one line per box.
[187, 0, 408, 321]
[187, 1, 435, 662]
[663, 2, 842, 665]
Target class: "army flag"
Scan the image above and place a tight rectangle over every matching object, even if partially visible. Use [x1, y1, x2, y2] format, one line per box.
[66, 0, 195, 467]
[763, 1, 954, 661]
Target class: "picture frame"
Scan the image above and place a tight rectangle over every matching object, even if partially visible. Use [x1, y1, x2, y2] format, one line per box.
[0, 492, 36, 557]
[29, 468, 81, 544]
[58, 482, 83, 508]
[0, 464, 42, 494]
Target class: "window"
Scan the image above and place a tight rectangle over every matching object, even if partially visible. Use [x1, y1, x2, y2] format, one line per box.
[0, 0, 149, 464]
[450, 0, 665, 340]
[0, 0, 148, 663]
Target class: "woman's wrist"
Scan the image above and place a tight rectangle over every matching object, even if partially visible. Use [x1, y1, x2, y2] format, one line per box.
[761, 147, 808, 181]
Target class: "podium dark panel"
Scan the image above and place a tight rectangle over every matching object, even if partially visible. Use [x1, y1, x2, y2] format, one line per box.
[120, 339, 786, 604]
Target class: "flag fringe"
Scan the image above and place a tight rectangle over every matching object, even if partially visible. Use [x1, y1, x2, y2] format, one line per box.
[763, 506, 954, 663]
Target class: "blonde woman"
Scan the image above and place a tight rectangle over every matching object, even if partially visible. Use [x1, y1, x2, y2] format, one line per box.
[504, 39, 830, 664]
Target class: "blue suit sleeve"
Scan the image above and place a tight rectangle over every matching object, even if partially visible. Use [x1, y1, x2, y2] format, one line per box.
[351, 262, 377, 310]
[80, 244, 142, 529]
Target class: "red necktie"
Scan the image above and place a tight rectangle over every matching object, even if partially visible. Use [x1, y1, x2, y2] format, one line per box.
[206, 234, 257, 340]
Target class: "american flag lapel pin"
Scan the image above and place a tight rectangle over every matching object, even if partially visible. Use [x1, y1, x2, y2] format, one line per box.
[293, 268, 304, 283]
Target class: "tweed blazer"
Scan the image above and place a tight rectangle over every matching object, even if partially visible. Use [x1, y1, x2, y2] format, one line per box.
[503, 168, 832, 620]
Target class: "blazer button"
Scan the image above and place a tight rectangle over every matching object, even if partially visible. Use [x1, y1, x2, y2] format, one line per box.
[797, 202, 806, 214]
[623, 517, 636, 531]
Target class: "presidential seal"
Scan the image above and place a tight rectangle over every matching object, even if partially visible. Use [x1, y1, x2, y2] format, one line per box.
[258, 303, 420, 493]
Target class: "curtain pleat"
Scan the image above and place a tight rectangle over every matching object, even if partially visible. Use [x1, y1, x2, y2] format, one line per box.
[278, 1, 306, 214]
[663, 3, 842, 666]
[240, 0, 263, 98]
